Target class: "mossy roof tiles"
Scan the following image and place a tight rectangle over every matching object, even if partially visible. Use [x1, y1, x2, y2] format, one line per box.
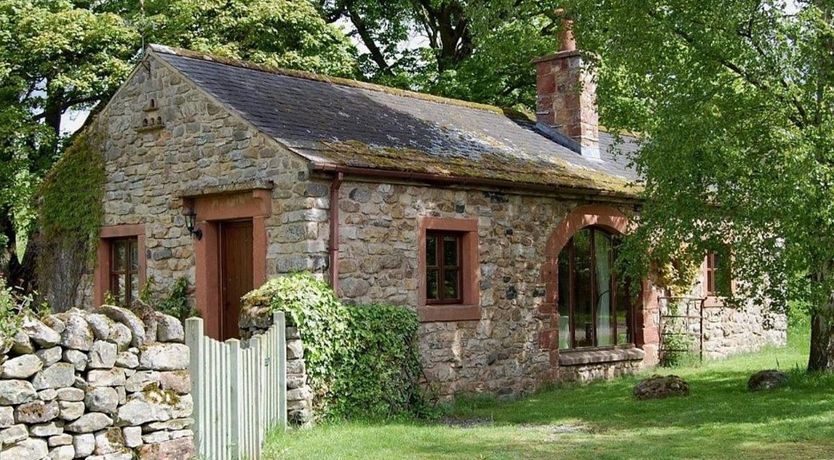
[150, 45, 642, 196]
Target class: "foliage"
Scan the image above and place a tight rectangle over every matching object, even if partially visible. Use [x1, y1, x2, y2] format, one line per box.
[139, 276, 199, 323]
[0, 277, 24, 351]
[319, 0, 560, 109]
[265, 325, 826, 459]
[336, 304, 427, 419]
[659, 332, 697, 368]
[134, 0, 357, 77]
[35, 132, 105, 311]
[560, 1, 834, 370]
[0, 277, 48, 351]
[0, 0, 137, 284]
[242, 273, 427, 420]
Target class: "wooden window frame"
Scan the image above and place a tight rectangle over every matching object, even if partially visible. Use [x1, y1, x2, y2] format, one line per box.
[94, 224, 147, 308]
[704, 248, 734, 305]
[108, 237, 140, 306]
[557, 227, 636, 350]
[425, 231, 463, 305]
[705, 251, 718, 296]
[417, 217, 480, 322]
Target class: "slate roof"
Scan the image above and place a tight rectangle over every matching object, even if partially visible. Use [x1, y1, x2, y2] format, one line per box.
[150, 45, 642, 196]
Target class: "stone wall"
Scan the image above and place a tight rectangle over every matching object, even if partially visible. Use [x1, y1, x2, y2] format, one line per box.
[333, 180, 651, 399]
[557, 358, 644, 382]
[0, 307, 193, 460]
[701, 304, 787, 359]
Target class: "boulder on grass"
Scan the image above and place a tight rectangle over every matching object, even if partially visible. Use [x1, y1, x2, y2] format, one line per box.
[633, 374, 690, 400]
[747, 370, 789, 391]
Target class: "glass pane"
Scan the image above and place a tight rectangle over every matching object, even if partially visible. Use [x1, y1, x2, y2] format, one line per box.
[426, 235, 437, 267]
[558, 248, 571, 349]
[616, 281, 632, 345]
[114, 241, 127, 271]
[443, 269, 460, 300]
[715, 250, 732, 293]
[426, 269, 439, 300]
[130, 240, 139, 272]
[573, 230, 594, 347]
[443, 235, 459, 267]
[109, 275, 119, 300]
[116, 275, 126, 305]
[129, 274, 139, 305]
[595, 231, 613, 347]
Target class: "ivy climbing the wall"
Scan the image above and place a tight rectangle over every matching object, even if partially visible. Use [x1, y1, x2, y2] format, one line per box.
[36, 132, 105, 311]
[242, 273, 430, 420]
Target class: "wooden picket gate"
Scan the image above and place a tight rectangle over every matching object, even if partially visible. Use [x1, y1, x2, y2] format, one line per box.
[185, 313, 287, 460]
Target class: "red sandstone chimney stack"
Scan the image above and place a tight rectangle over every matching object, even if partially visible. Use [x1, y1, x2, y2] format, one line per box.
[534, 9, 600, 160]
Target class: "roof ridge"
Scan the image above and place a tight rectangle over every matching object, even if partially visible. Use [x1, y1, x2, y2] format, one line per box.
[147, 44, 533, 120]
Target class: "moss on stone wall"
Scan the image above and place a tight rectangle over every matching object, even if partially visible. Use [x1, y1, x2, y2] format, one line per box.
[39, 132, 105, 244]
[36, 132, 105, 309]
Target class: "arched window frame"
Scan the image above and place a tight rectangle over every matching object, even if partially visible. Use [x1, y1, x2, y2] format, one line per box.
[541, 205, 644, 353]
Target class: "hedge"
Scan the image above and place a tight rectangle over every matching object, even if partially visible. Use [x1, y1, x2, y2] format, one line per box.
[242, 273, 429, 420]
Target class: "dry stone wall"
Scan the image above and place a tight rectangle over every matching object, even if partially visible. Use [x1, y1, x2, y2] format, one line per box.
[0, 307, 193, 460]
[240, 314, 312, 426]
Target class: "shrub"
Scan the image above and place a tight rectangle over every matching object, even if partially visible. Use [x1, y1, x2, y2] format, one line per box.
[242, 273, 428, 420]
[0, 278, 48, 351]
[139, 277, 199, 323]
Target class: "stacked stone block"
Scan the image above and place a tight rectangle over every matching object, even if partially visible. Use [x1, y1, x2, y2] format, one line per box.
[240, 310, 313, 425]
[0, 307, 194, 460]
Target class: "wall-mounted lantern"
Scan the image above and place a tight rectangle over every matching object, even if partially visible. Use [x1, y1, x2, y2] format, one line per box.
[184, 208, 203, 240]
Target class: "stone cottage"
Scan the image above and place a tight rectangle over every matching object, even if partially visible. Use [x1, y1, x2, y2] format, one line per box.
[80, 35, 785, 399]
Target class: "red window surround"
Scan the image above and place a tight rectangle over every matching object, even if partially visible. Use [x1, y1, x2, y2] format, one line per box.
[417, 217, 480, 322]
[94, 224, 147, 308]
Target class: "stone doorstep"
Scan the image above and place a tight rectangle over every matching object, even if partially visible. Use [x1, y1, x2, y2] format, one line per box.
[558, 347, 645, 367]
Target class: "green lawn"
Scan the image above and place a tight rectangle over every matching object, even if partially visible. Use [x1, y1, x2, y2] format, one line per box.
[264, 329, 834, 459]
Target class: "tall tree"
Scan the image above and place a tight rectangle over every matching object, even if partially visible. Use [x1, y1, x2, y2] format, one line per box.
[563, 0, 834, 371]
[318, 0, 561, 108]
[0, 0, 138, 288]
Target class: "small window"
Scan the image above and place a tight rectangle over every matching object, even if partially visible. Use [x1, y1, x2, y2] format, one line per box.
[705, 249, 731, 296]
[109, 237, 140, 306]
[425, 231, 463, 304]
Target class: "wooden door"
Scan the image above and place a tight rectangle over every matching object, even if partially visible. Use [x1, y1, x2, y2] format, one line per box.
[219, 220, 253, 340]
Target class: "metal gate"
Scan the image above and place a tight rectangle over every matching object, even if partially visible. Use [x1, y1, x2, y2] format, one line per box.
[658, 296, 706, 363]
[185, 312, 287, 460]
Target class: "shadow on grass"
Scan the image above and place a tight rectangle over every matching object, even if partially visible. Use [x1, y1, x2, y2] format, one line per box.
[265, 331, 834, 459]
[451, 366, 834, 429]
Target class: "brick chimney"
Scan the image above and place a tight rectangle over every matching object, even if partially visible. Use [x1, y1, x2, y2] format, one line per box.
[534, 13, 600, 160]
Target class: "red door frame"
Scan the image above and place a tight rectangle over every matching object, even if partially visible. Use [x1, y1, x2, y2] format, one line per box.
[185, 189, 271, 340]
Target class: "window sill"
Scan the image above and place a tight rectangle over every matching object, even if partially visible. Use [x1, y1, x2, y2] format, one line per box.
[418, 304, 481, 323]
[704, 296, 726, 307]
[558, 347, 645, 366]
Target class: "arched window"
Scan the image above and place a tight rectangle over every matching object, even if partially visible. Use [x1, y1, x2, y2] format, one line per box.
[557, 227, 637, 349]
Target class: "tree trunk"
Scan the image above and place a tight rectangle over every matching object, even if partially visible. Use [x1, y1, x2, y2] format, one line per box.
[808, 308, 834, 371]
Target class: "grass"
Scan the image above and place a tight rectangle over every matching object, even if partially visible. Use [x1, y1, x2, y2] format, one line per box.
[263, 327, 834, 459]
